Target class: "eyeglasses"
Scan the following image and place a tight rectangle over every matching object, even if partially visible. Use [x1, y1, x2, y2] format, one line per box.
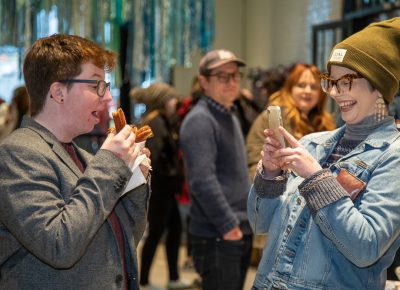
[320, 73, 363, 94]
[59, 79, 110, 97]
[206, 72, 243, 83]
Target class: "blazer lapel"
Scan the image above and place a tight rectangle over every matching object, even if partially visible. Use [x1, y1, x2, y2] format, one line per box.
[22, 117, 83, 178]
[52, 143, 83, 178]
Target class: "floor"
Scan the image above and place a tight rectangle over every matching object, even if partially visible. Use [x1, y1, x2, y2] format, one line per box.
[137, 240, 257, 290]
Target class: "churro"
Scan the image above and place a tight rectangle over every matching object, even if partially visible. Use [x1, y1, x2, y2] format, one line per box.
[111, 108, 154, 142]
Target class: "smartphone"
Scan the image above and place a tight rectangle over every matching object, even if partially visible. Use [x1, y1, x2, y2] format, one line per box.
[267, 105, 285, 148]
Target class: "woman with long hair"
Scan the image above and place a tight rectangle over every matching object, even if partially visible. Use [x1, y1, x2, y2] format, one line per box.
[246, 63, 336, 180]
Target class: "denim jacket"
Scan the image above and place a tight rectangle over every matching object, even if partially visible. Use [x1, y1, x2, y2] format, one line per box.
[248, 119, 400, 290]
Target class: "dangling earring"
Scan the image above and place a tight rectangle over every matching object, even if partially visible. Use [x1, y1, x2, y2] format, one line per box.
[374, 94, 387, 123]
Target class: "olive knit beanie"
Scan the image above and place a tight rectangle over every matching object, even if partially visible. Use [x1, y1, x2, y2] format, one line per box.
[327, 17, 400, 103]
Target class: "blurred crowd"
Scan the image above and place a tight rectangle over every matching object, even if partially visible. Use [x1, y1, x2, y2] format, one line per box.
[2, 35, 400, 290]
[2, 60, 400, 290]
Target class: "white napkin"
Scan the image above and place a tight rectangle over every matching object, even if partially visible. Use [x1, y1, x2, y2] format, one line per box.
[123, 142, 150, 195]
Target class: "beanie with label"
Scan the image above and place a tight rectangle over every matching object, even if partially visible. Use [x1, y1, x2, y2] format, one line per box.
[327, 17, 400, 103]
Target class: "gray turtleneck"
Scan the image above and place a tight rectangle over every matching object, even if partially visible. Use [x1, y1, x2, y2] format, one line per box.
[324, 115, 392, 167]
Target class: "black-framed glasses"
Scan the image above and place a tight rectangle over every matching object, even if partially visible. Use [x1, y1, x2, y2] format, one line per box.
[206, 72, 243, 83]
[320, 73, 363, 94]
[59, 79, 110, 97]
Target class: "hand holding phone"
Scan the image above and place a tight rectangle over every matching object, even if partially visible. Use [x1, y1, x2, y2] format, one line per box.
[267, 106, 285, 148]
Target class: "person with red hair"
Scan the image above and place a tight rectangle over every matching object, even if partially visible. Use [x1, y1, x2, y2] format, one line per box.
[246, 63, 336, 181]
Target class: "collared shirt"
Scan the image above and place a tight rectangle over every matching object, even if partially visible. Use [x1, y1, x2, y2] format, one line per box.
[203, 95, 235, 114]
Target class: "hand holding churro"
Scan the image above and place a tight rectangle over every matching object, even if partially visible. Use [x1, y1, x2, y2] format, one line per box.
[109, 108, 154, 143]
[103, 108, 153, 176]
[101, 125, 139, 167]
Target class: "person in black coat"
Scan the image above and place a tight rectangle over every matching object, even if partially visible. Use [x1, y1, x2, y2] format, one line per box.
[133, 83, 191, 290]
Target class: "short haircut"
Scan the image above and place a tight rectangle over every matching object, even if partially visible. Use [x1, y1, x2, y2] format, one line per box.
[23, 34, 117, 116]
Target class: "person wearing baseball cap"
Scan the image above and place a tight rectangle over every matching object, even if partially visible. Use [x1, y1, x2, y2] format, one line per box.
[198, 49, 246, 75]
[248, 18, 400, 290]
[180, 49, 253, 290]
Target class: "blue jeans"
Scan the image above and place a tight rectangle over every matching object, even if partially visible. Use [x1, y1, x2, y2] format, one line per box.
[191, 234, 252, 290]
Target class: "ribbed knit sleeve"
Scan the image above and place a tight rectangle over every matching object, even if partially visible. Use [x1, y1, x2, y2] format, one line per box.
[299, 169, 349, 215]
[253, 161, 287, 198]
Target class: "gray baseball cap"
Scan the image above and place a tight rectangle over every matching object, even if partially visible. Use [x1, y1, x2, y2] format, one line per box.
[199, 49, 246, 75]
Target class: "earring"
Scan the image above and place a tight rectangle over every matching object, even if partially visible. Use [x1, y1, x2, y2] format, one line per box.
[374, 95, 387, 123]
[60, 98, 64, 103]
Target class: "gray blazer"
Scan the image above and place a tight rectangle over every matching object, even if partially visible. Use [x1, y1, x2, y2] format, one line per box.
[0, 117, 150, 290]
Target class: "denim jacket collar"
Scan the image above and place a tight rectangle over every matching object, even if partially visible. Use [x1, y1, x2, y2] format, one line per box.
[300, 117, 399, 167]
[312, 117, 396, 145]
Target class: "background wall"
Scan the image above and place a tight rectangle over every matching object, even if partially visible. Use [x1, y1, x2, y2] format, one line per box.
[174, 0, 343, 95]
